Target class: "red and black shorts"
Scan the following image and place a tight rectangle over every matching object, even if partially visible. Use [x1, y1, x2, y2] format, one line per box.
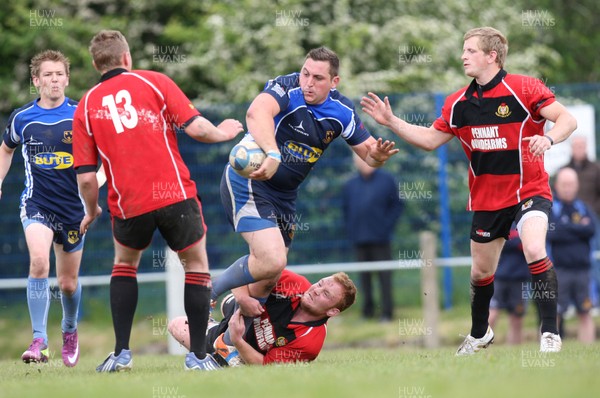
[112, 197, 206, 251]
[470, 196, 552, 243]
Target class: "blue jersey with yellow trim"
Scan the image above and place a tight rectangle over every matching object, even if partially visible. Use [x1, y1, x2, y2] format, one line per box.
[3, 98, 84, 225]
[261, 72, 370, 192]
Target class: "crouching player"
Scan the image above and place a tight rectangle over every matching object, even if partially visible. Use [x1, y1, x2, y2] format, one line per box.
[169, 270, 356, 366]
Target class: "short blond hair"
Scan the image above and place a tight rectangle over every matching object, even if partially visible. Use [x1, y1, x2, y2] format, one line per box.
[464, 27, 508, 68]
[332, 272, 356, 312]
[30, 50, 70, 78]
[89, 30, 130, 72]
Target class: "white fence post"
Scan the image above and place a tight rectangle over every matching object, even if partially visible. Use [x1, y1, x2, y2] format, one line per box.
[420, 231, 440, 348]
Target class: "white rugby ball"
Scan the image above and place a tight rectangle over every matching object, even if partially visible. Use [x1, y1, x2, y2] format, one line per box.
[229, 138, 267, 178]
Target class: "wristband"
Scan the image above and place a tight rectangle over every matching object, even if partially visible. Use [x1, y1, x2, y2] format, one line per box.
[544, 135, 554, 146]
[266, 150, 281, 162]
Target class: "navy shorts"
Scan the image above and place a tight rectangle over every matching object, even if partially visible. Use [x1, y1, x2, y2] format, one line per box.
[489, 279, 529, 316]
[112, 197, 206, 251]
[471, 196, 552, 243]
[556, 268, 593, 315]
[20, 203, 85, 253]
[220, 165, 296, 247]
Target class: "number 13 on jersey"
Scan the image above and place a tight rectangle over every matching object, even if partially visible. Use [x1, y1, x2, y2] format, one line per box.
[102, 90, 139, 133]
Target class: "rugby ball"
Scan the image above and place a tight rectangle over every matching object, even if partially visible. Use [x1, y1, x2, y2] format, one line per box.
[229, 137, 266, 178]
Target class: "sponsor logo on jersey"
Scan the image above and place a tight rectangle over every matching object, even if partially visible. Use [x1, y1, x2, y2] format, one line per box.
[323, 130, 335, 144]
[283, 141, 322, 163]
[33, 152, 74, 169]
[68, 230, 80, 244]
[271, 83, 286, 97]
[289, 120, 309, 136]
[475, 229, 491, 238]
[522, 199, 533, 211]
[495, 103, 512, 118]
[275, 336, 287, 347]
[61, 130, 73, 144]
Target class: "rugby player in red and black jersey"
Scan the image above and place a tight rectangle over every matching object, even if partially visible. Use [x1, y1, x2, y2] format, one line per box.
[168, 270, 356, 366]
[73, 30, 244, 372]
[361, 27, 577, 354]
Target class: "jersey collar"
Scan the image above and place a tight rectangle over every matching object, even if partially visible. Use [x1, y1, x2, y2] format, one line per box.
[465, 69, 507, 105]
[99, 68, 128, 82]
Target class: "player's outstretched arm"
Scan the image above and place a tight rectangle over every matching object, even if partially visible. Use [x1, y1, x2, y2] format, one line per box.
[184, 116, 244, 143]
[77, 171, 102, 234]
[0, 142, 16, 199]
[229, 309, 265, 365]
[360, 92, 452, 151]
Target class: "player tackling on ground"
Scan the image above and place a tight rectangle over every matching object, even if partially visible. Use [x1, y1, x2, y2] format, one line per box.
[361, 27, 577, 354]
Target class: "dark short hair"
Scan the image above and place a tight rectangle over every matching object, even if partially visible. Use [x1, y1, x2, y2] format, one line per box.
[305, 47, 340, 78]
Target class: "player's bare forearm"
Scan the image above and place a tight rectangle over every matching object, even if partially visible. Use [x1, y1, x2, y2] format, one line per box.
[361, 92, 451, 151]
[229, 309, 264, 365]
[186, 117, 243, 143]
[232, 286, 265, 317]
[525, 102, 578, 157]
[77, 171, 102, 234]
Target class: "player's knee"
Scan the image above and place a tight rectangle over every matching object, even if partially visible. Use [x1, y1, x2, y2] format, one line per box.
[29, 256, 50, 277]
[470, 268, 494, 281]
[522, 242, 546, 262]
[57, 276, 78, 296]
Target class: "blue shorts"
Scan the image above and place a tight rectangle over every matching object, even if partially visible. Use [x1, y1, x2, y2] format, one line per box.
[20, 204, 85, 253]
[220, 165, 297, 247]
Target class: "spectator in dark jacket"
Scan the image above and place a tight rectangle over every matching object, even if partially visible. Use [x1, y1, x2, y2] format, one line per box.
[342, 153, 403, 321]
[548, 167, 596, 343]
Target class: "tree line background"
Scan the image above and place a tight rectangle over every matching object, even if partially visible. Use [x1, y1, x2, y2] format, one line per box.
[1, 0, 599, 279]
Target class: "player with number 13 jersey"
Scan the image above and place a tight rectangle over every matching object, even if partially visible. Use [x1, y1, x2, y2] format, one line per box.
[73, 68, 200, 219]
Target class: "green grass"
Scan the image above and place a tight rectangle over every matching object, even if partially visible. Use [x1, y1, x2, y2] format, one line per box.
[2, 344, 599, 398]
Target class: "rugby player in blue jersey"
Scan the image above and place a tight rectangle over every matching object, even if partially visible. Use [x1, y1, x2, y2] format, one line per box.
[214, 47, 398, 343]
[0, 50, 102, 367]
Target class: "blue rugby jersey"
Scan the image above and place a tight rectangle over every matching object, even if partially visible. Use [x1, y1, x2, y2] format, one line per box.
[260, 72, 370, 192]
[3, 98, 84, 225]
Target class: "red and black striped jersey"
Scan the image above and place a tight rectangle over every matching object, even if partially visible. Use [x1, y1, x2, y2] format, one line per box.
[433, 69, 555, 211]
[244, 270, 328, 364]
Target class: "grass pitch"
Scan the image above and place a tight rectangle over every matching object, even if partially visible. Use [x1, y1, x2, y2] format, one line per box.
[1, 343, 598, 398]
